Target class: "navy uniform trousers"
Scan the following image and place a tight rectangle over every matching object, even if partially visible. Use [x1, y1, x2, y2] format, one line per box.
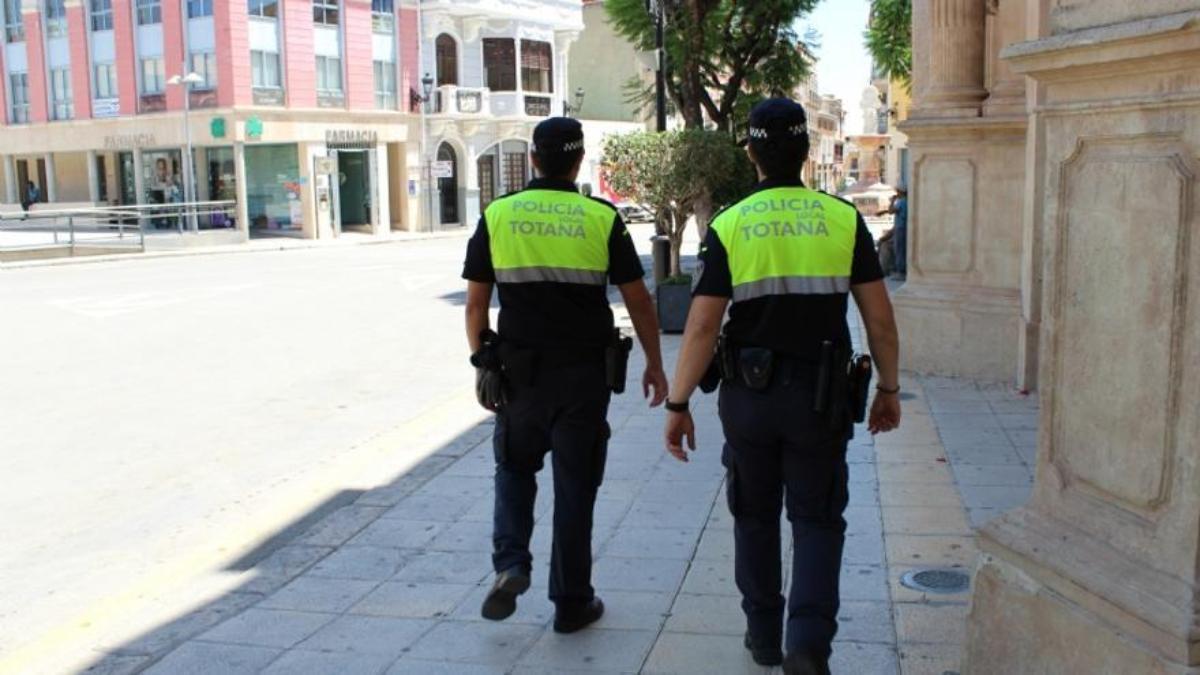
[491, 356, 610, 610]
[718, 364, 850, 659]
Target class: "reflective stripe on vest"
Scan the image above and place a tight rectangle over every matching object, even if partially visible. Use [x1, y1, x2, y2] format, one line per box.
[710, 187, 858, 303]
[486, 189, 614, 286]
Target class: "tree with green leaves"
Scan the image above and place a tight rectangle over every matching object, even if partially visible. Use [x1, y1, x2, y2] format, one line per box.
[602, 129, 754, 276]
[865, 0, 912, 85]
[605, 0, 820, 133]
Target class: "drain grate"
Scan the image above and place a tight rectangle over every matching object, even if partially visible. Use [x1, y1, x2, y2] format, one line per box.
[900, 568, 970, 594]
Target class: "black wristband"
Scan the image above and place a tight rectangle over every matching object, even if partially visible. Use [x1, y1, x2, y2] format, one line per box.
[876, 384, 901, 395]
[665, 399, 689, 413]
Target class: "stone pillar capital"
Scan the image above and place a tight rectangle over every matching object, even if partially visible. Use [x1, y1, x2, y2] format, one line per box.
[912, 0, 988, 119]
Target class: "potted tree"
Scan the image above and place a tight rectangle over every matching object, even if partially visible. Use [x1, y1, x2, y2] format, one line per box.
[602, 129, 753, 332]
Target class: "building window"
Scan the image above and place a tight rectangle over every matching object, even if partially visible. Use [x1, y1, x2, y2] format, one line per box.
[520, 40, 552, 94]
[187, 0, 212, 18]
[315, 55, 342, 93]
[3, 0, 22, 41]
[312, 0, 338, 26]
[371, 0, 392, 33]
[188, 52, 217, 89]
[8, 72, 29, 123]
[482, 38, 515, 92]
[90, 0, 113, 30]
[251, 50, 280, 88]
[435, 34, 457, 87]
[45, 0, 67, 37]
[94, 62, 118, 99]
[50, 68, 73, 120]
[248, 0, 277, 18]
[373, 60, 395, 109]
[141, 57, 165, 93]
[136, 0, 161, 25]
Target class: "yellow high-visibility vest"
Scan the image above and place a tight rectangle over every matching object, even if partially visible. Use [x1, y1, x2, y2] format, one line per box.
[486, 189, 616, 285]
[709, 187, 858, 302]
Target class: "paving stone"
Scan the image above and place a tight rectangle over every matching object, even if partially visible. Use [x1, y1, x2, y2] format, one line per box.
[943, 445, 1024, 466]
[879, 483, 964, 507]
[426, 519, 494, 553]
[874, 444, 948, 463]
[258, 576, 380, 613]
[958, 484, 1032, 511]
[876, 462, 955, 485]
[691, 528, 735, 562]
[679, 558, 738, 596]
[416, 475, 494, 500]
[621, 500, 711, 530]
[926, 414, 1001, 431]
[349, 581, 475, 619]
[949, 464, 1032, 487]
[595, 478, 644, 502]
[586, 590, 675, 631]
[517, 627, 659, 672]
[196, 608, 336, 649]
[295, 615, 434, 656]
[309, 546, 409, 581]
[926, 399, 993, 414]
[898, 642, 963, 675]
[849, 486, 883, 507]
[405, 620, 544, 667]
[592, 556, 689, 593]
[386, 660, 507, 675]
[836, 600, 895, 644]
[844, 506, 884, 537]
[604, 527, 703, 560]
[830, 641, 901, 675]
[444, 447, 497, 477]
[141, 642, 280, 675]
[840, 564, 890, 602]
[664, 593, 744, 635]
[593, 498, 636, 528]
[346, 518, 447, 549]
[848, 461, 878, 484]
[379, 493, 475, 522]
[261, 649, 397, 675]
[843, 532, 886, 565]
[240, 545, 336, 595]
[994, 413, 1039, 431]
[391, 549, 491, 585]
[884, 535, 977, 568]
[294, 506, 389, 547]
[893, 602, 969, 645]
[449, 581, 555, 625]
[938, 428, 1014, 449]
[642, 632, 773, 675]
[883, 507, 971, 536]
[967, 507, 1006, 529]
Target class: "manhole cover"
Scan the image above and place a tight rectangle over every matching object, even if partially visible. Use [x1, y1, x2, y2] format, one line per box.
[900, 568, 970, 594]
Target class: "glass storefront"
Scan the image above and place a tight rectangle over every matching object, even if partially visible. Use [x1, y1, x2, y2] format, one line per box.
[142, 148, 183, 229]
[244, 144, 301, 233]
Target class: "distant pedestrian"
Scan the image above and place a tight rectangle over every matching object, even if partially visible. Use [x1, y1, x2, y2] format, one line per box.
[21, 181, 40, 213]
[882, 185, 907, 279]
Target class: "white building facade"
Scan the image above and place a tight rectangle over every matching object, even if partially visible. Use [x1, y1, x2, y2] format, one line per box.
[419, 0, 583, 229]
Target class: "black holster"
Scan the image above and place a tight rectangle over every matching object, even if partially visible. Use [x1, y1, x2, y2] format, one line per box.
[605, 329, 634, 394]
[471, 330, 508, 410]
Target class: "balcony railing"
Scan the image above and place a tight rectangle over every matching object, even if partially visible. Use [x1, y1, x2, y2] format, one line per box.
[523, 95, 552, 117]
[428, 87, 557, 119]
[431, 85, 490, 116]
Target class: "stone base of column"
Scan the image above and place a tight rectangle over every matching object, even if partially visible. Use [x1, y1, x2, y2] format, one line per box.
[893, 282, 1021, 382]
[966, 508, 1198, 674]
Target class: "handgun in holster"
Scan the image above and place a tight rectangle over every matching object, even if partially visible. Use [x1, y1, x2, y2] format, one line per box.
[471, 329, 508, 411]
[813, 340, 853, 432]
[605, 328, 634, 394]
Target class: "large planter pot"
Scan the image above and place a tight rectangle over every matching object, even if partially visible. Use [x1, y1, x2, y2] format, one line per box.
[656, 281, 692, 334]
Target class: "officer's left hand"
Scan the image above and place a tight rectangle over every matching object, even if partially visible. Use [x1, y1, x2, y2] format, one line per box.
[665, 411, 696, 462]
[643, 366, 669, 407]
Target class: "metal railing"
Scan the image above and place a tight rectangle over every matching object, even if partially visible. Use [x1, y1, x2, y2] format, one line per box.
[0, 201, 237, 259]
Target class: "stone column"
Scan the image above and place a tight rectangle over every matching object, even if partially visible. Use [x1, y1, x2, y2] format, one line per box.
[232, 142, 249, 237]
[2, 155, 16, 204]
[132, 150, 145, 206]
[43, 153, 57, 203]
[983, 0, 1028, 117]
[912, 0, 988, 118]
[86, 150, 100, 203]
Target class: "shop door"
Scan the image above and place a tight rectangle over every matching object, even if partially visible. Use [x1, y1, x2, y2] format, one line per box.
[337, 151, 370, 228]
[437, 143, 458, 225]
[117, 152, 136, 206]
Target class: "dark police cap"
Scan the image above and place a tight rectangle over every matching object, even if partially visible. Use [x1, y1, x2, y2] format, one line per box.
[532, 117, 585, 155]
[743, 98, 808, 146]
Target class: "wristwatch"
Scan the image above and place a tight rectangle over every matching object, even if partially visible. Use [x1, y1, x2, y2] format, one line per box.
[665, 399, 689, 413]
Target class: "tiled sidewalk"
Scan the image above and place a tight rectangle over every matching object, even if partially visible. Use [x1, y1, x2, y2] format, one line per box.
[95, 335, 1038, 675]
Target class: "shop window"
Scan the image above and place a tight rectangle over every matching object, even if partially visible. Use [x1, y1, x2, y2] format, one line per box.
[312, 0, 338, 26]
[8, 72, 29, 123]
[90, 0, 113, 31]
[45, 0, 66, 37]
[50, 68, 73, 120]
[248, 0, 276, 19]
[520, 40, 552, 94]
[140, 57, 164, 94]
[244, 144, 301, 231]
[189, 52, 217, 90]
[482, 38, 515, 92]
[315, 56, 343, 94]
[435, 34, 457, 87]
[371, 0, 392, 33]
[187, 0, 212, 18]
[3, 0, 22, 41]
[251, 50, 281, 88]
[373, 60, 395, 109]
[437, 143, 458, 224]
[93, 63, 118, 99]
[136, 0, 161, 25]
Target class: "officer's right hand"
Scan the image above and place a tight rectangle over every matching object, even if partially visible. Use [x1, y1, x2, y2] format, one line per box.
[664, 411, 696, 463]
[643, 366, 669, 407]
[868, 392, 902, 434]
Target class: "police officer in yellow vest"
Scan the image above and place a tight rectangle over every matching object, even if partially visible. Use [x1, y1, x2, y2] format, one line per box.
[663, 99, 902, 674]
[463, 117, 668, 633]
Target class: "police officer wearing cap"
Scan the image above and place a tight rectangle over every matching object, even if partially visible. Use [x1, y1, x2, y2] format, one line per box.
[463, 117, 669, 633]
[663, 99, 902, 674]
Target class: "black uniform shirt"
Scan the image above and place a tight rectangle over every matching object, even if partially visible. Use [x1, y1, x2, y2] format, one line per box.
[692, 178, 885, 358]
[462, 177, 646, 350]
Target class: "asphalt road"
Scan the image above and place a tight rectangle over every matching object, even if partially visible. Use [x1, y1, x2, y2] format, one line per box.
[0, 235, 504, 671]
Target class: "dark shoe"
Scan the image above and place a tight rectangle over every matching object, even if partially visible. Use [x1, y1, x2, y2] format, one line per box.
[783, 649, 831, 675]
[553, 597, 605, 633]
[743, 632, 783, 667]
[480, 567, 531, 621]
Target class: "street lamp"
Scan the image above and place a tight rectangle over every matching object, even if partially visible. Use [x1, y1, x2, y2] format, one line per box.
[421, 72, 435, 112]
[419, 72, 435, 232]
[563, 86, 585, 117]
[167, 70, 204, 232]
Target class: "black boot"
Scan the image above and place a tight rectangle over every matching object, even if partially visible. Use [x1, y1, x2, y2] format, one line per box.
[553, 597, 605, 633]
[743, 632, 783, 667]
[480, 567, 531, 621]
[783, 649, 831, 675]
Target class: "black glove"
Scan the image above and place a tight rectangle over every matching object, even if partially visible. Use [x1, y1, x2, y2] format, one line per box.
[472, 330, 505, 411]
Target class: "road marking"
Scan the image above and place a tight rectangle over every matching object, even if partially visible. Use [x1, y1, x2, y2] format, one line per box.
[48, 284, 258, 318]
